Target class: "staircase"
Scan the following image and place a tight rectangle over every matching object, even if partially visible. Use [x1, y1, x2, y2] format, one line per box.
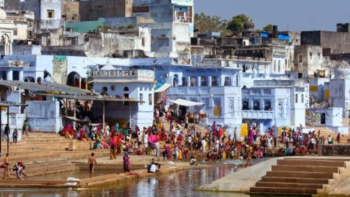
[314, 126, 350, 144]
[250, 158, 350, 196]
[0, 132, 110, 178]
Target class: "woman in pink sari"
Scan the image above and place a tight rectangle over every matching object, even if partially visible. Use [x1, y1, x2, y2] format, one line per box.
[249, 128, 253, 145]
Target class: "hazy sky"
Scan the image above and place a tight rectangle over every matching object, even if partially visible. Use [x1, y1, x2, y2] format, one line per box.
[194, 0, 350, 31]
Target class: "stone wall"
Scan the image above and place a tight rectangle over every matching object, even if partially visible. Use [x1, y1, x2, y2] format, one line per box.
[301, 31, 350, 54]
[319, 145, 350, 156]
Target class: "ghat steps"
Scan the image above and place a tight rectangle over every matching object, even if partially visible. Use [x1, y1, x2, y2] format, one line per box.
[0, 132, 110, 179]
[250, 158, 350, 195]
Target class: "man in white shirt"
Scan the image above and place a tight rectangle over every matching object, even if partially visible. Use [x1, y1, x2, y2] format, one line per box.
[201, 139, 206, 153]
[267, 136, 272, 148]
[149, 163, 158, 173]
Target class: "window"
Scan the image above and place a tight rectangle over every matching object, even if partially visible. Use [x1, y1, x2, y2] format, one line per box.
[242, 65, 246, 73]
[47, 10, 55, 18]
[140, 93, 143, 105]
[173, 74, 179, 87]
[123, 87, 129, 91]
[149, 93, 152, 105]
[224, 76, 231, 86]
[200, 76, 207, 86]
[299, 54, 303, 63]
[318, 53, 321, 57]
[211, 76, 218, 86]
[142, 37, 145, 47]
[190, 76, 196, 86]
[285, 59, 288, 68]
[301, 94, 304, 103]
[102, 86, 108, 96]
[264, 101, 271, 110]
[278, 60, 281, 72]
[253, 101, 260, 110]
[242, 101, 249, 110]
[295, 94, 298, 103]
[158, 38, 169, 47]
[124, 94, 129, 105]
[273, 60, 276, 72]
[182, 77, 187, 86]
[309, 52, 313, 59]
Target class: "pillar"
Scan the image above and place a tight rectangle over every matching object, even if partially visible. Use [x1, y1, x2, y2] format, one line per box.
[208, 76, 212, 86]
[197, 76, 201, 87]
[187, 76, 191, 87]
[6, 70, 12, 81]
[79, 78, 82, 89]
[19, 71, 24, 81]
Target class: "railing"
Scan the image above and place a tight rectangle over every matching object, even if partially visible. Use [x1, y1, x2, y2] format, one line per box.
[242, 110, 274, 119]
[93, 70, 154, 79]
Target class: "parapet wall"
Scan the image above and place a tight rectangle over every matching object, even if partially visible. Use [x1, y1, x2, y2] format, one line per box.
[319, 145, 350, 156]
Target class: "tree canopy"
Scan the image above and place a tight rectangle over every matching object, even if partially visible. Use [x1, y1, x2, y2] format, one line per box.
[194, 13, 254, 35]
[263, 24, 274, 32]
[194, 13, 228, 34]
[226, 14, 250, 33]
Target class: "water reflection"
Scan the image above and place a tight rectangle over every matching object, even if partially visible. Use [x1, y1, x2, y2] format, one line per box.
[0, 166, 251, 197]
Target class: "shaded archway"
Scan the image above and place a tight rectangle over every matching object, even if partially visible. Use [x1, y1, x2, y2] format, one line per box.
[1, 34, 11, 55]
[67, 71, 80, 87]
[24, 77, 35, 82]
[44, 70, 52, 82]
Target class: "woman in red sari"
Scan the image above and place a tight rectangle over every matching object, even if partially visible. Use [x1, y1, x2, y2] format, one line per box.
[79, 127, 85, 141]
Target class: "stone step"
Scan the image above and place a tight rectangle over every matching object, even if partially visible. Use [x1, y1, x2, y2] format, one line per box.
[256, 181, 324, 189]
[271, 165, 340, 173]
[261, 176, 330, 184]
[250, 186, 317, 195]
[266, 171, 334, 179]
[277, 159, 345, 167]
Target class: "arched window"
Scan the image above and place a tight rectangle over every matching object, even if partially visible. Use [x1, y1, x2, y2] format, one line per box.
[243, 65, 246, 73]
[242, 101, 249, 110]
[102, 86, 108, 96]
[264, 101, 271, 110]
[124, 87, 129, 91]
[67, 72, 80, 87]
[253, 101, 260, 110]
[37, 77, 42, 84]
[200, 76, 207, 86]
[190, 76, 196, 87]
[224, 76, 231, 86]
[212, 76, 218, 86]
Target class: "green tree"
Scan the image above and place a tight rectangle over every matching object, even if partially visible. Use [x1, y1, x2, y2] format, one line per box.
[263, 24, 273, 32]
[226, 14, 250, 33]
[194, 13, 228, 34]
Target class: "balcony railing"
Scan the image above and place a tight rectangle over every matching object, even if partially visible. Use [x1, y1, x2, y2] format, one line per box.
[242, 110, 274, 119]
[93, 70, 154, 79]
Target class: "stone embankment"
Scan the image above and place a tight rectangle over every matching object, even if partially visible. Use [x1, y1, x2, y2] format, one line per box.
[199, 156, 350, 196]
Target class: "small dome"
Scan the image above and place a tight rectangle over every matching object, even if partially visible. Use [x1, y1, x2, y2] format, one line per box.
[101, 62, 115, 70]
[244, 19, 254, 31]
[0, 9, 7, 20]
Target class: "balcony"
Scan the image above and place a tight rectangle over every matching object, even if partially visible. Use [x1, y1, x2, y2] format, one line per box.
[242, 110, 274, 119]
[92, 69, 155, 83]
[169, 86, 241, 95]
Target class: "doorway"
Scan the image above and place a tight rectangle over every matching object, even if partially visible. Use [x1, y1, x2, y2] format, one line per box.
[321, 113, 326, 124]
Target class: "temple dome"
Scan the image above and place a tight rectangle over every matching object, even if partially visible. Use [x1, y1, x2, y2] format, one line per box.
[0, 9, 7, 20]
[244, 19, 254, 31]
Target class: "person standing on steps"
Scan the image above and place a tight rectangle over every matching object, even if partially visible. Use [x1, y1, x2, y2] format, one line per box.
[12, 129, 18, 144]
[88, 153, 97, 178]
[23, 120, 29, 137]
[4, 124, 9, 143]
[3, 153, 9, 179]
